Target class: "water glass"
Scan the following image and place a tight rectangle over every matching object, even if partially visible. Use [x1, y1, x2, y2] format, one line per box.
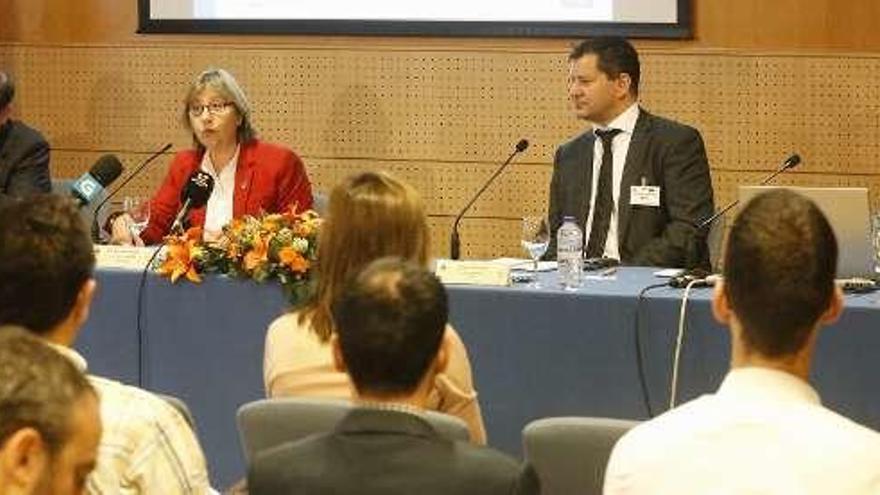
[124, 196, 150, 239]
[521, 215, 550, 286]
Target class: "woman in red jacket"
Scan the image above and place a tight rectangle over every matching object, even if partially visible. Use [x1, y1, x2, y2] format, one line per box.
[112, 68, 312, 245]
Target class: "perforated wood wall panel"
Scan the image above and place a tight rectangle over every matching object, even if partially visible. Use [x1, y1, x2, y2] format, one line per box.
[1, 44, 878, 259]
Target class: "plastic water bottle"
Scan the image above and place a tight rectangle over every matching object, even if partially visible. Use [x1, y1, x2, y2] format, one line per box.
[557, 216, 583, 290]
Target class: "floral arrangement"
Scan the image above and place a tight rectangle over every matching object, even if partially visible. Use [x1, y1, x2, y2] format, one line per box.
[156, 209, 321, 303]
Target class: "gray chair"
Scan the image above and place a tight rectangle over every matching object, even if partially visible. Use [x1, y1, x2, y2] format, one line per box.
[237, 397, 470, 462]
[312, 191, 328, 216]
[522, 416, 639, 495]
[707, 213, 727, 272]
[155, 393, 197, 431]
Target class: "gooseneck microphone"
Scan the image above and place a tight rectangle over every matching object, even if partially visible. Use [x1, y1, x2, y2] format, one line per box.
[91, 143, 173, 242]
[450, 138, 529, 260]
[70, 155, 124, 208]
[673, 153, 802, 284]
[170, 170, 215, 234]
[698, 153, 801, 232]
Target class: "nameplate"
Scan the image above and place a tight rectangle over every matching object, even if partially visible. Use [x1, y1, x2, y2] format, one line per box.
[94, 245, 162, 270]
[434, 260, 511, 286]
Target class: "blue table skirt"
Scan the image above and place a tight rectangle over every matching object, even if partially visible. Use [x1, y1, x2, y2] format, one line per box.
[76, 267, 880, 487]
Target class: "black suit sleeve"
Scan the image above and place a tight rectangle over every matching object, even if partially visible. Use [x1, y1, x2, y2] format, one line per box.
[2, 137, 51, 198]
[543, 146, 565, 260]
[630, 126, 713, 267]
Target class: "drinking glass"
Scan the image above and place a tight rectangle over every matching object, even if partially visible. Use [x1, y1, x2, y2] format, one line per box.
[124, 196, 150, 240]
[521, 215, 550, 286]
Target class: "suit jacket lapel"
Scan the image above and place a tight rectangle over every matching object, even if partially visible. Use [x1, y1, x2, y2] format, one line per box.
[578, 133, 596, 225]
[618, 109, 652, 246]
[233, 143, 255, 218]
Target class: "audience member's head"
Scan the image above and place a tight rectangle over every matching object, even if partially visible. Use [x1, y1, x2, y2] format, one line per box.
[0, 71, 13, 122]
[304, 171, 429, 341]
[715, 189, 842, 364]
[0, 195, 96, 345]
[331, 258, 448, 402]
[0, 326, 101, 495]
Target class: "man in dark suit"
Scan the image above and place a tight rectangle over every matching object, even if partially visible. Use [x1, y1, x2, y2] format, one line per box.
[0, 70, 51, 200]
[546, 37, 714, 268]
[248, 258, 539, 495]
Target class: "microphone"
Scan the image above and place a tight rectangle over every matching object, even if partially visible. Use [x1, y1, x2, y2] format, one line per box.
[70, 155, 124, 208]
[696, 153, 801, 232]
[170, 170, 215, 234]
[677, 153, 802, 279]
[91, 143, 173, 242]
[450, 138, 529, 260]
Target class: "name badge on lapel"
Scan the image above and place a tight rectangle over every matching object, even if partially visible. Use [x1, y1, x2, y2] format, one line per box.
[630, 185, 660, 207]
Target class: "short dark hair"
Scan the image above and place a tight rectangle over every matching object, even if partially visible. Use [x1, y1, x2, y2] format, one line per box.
[0, 71, 14, 111]
[723, 189, 838, 357]
[0, 326, 95, 454]
[569, 37, 641, 95]
[332, 257, 448, 396]
[0, 195, 96, 334]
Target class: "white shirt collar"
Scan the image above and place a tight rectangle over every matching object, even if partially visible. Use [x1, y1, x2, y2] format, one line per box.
[593, 103, 639, 136]
[717, 366, 821, 406]
[200, 145, 240, 181]
[48, 342, 89, 373]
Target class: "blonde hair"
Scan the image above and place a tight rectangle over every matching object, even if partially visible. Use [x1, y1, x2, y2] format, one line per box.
[301, 171, 429, 342]
[182, 68, 256, 150]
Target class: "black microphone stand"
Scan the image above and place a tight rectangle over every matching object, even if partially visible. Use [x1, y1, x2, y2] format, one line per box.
[682, 153, 802, 273]
[91, 143, 173, 242]
[450, 139, 528, 260]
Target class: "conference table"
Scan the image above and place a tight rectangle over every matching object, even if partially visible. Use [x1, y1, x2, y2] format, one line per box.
[76, 266, 880, 488]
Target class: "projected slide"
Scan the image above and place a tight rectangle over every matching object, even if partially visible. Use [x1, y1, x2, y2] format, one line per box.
[193, 0, 616, 22]
[142, 0, 689, 38]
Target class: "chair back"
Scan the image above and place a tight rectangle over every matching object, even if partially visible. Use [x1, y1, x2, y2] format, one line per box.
[312, 191, 328, 216]
[237, 397, 469, 462]
[522, 416, 638, 495]
[155, 393, 197, 431]
[707, 213, 727, 272]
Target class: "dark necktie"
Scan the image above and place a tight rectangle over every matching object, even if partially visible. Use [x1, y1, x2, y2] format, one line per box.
[585, 128, 622, 258]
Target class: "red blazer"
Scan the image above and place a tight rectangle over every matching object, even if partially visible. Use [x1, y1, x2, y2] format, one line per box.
[141, 140, 312, 245]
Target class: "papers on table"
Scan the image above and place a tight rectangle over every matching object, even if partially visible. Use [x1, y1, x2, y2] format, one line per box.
[492, 257, 558, 272]
[94, 245, 163, 270]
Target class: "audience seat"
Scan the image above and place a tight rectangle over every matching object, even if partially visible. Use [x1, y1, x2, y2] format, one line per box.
[522, 416, 638, 495]
[236, 397, 470, 463]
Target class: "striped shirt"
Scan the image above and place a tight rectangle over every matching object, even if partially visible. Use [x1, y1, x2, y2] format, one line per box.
[52, 345, 212, 494]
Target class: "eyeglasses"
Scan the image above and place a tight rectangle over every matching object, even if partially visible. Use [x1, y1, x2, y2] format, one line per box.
[188, 101, 234, 117]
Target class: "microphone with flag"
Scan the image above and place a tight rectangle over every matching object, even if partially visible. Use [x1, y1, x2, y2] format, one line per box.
[69, 155, 124, 208]
[170, 171, 214, 234]
[91, 143, 172, 242]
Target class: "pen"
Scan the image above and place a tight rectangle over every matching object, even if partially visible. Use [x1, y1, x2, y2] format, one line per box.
[599, 266, 617, 277]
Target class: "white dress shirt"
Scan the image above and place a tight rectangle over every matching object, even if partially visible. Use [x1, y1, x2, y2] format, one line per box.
[604, 367, 880, 495]
[200, 145, 239, 239]
[584, 103, 640, 260]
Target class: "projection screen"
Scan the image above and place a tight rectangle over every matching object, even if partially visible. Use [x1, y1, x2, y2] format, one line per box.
[139, 0, 692, 38]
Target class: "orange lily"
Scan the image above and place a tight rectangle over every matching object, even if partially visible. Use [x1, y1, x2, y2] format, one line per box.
[243, 236, 269, 272]
[278, 246, 310, 273]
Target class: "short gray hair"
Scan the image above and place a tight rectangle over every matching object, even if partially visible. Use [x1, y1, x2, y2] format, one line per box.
[0, 326, 96, 454]
[182, 68, 257, 151]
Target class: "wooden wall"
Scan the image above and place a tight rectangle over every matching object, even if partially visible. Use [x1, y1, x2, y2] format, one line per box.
[1, 0, 878, 258]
